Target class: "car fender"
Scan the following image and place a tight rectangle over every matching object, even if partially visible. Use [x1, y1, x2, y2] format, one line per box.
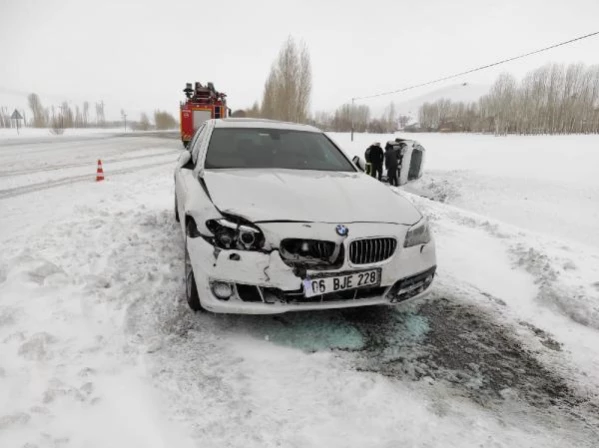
[179, 171, 222, 236]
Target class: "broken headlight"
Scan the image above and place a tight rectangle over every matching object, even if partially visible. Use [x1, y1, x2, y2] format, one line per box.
[404, 218, 431, 248]
[205, 217, 264, 251]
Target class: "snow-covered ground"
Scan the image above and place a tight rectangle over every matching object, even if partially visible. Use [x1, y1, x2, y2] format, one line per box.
[1, 132, 598, 447]
[331, 132, 599, 250]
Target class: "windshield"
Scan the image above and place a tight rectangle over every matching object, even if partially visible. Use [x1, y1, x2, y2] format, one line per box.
[204, 128, 356, 171]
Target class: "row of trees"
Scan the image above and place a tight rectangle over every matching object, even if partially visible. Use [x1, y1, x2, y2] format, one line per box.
[418, 63, 599, 135]
[236, 100, 405, 134]
[26, 93, 107, 128]
[118, 110, 177, 131]
[0, 93, 177, 131]
[311, 102, 411, 133]
[244, 51, 599, 136]
[0, 107, 27, 128]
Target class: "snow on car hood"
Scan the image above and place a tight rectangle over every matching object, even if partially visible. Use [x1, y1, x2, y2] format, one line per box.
[203, 169, 422, 225]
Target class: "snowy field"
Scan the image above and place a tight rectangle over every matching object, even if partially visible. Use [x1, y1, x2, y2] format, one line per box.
[1, 131, 598, 447]
[330, 132, 599, 250]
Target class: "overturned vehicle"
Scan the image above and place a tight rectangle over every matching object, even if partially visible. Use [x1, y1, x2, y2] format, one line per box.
[174, 118, 436, 314]
[352, 138, 426, 185]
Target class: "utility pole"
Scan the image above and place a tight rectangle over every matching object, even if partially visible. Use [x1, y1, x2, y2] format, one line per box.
[351, 97, 355, 142]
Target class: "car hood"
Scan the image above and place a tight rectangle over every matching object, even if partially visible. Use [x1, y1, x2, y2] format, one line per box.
[202, 169, 422, 225]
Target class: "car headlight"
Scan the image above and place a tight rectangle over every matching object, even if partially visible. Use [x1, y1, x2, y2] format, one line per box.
[404, 218, 431, 248]
[205, 217, 264, 251]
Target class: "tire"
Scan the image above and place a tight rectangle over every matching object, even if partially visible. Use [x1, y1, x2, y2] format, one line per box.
[174, 196, 180, 222]
[185, 224, 205, 312]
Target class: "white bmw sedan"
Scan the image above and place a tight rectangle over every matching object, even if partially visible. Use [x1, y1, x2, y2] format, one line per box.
[174, 118, 436, 314]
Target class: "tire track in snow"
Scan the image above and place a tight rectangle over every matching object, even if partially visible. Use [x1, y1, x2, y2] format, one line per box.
[343, 293, 599, 443]
[0, 160, 174, 200]
[0, 135, 121, 157]
[0, 150, 178, 178]
[0, 134, 117, 149]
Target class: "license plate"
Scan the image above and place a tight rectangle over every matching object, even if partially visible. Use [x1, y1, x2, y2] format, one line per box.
[303, 269, 381, 298]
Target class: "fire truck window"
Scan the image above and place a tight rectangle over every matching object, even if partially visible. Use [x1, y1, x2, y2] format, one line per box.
[204, 128, 355, 172]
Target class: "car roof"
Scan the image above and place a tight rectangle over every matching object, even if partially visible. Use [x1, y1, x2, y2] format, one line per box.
[213, 118, 322, 133]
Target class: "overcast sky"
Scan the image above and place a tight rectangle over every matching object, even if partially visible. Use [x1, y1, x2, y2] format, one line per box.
[1, 0, 598, 120]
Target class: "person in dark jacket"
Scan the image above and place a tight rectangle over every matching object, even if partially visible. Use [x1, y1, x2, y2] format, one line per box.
[384, 141, 401, 186]
[368, 142, 384, 180]
[364, 144, 373, 175]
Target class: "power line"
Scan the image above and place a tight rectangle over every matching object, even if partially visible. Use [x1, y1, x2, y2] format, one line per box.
[353, 30, 599, 102]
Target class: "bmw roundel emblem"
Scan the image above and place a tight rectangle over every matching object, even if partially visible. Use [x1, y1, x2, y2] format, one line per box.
[336, 225, 349, 237]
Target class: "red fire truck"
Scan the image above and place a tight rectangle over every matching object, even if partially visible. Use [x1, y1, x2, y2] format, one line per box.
[180, 82, 230, 148]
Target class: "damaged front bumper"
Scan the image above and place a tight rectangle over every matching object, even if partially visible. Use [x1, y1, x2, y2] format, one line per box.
[187, 222, 437, 314]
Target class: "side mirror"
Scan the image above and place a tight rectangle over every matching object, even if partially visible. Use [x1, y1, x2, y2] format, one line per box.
[177, 150, 192, 169]
[351, 155, 366, 172]
[398, 143, 425, 186]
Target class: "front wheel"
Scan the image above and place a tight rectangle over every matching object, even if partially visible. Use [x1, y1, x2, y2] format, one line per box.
[185, 241, 205, 312]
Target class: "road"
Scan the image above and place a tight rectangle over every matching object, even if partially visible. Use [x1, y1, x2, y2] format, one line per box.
[0, 132, 180, 199]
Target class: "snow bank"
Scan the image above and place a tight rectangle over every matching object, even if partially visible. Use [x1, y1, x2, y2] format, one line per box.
[407, 191, 599, 396]
[2, 133, 599, 447]
[331, 132, 599, 249]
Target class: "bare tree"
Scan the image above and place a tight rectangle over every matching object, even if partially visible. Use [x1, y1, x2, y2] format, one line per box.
[83, 101, 90, 127]
[138, 112, 151, 131]
[59, 101, 74, 128]
[313, 110, 333, 130]
[154, 110, 177, 130]
[398, 114, 411, 129]
[247, 101, 261, 118]
[260, 36, 312, 123]
[0, 107, 8, 128]
[95, 101, 105, 126]
[296, 41, 312, 122]
[75, 105, 82, 128]
[383, 102, 397, 132]
[28, 93, 47, 128]
[261, 69, 278, 119]
[329, 103, 370, 132]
